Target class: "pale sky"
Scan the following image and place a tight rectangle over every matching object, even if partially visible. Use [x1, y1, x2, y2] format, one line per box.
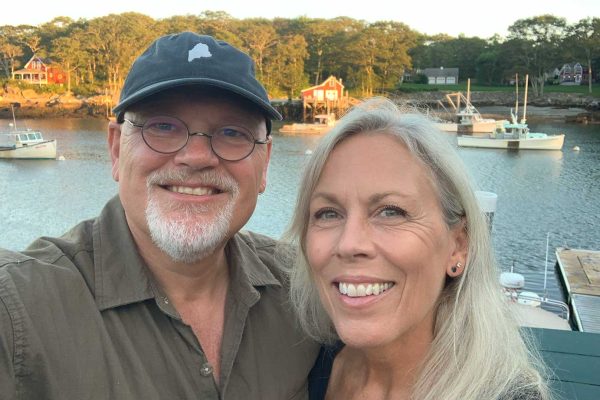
[1, 0, 598, 38]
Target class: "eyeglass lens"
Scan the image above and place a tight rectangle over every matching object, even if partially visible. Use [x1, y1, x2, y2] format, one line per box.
[141, 116, 258, 161]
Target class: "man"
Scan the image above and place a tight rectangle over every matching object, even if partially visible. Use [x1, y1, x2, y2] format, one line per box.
[0, 32, 319, 399]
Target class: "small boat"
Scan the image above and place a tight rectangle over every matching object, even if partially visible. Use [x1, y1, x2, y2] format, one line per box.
[436, 79, 502, 134]
[279, 113, 336, 135]
[0, 104, 57, 159]
[457, 75, 565, 151]
[501, 269, 571, 331]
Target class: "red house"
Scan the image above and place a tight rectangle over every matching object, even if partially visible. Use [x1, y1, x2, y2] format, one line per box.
[301, 76, 344, 102]
[12, 55, 66, 85]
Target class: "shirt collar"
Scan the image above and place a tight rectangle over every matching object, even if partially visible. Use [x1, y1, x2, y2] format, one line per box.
[93, 196, 281, 311]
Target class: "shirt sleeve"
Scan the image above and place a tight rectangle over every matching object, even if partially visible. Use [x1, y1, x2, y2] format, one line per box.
[0, 277, 17, 398]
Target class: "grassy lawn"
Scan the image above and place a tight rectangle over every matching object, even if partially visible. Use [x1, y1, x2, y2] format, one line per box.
[396, 82, 600, 96]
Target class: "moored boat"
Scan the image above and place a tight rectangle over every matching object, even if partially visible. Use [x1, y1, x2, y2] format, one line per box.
[457, 75, 565, 151]
[0, 104, 57, 159]
[279, 113, 336, 135]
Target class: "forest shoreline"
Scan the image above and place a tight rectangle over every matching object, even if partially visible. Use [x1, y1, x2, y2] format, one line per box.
[1, 89, 598, 122]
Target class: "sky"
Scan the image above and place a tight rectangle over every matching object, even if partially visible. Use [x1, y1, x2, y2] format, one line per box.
[1, 0, 598, 38]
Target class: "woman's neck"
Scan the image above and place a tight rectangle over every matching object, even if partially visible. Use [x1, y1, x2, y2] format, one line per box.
[328, 327, 434, 400]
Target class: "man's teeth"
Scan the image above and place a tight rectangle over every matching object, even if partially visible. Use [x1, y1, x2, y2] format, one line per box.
[168, 186, 216, 196]
[338, 282, 394, 297]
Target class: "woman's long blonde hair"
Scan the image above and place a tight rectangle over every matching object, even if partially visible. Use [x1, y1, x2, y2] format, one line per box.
[283, 98, 550, 400]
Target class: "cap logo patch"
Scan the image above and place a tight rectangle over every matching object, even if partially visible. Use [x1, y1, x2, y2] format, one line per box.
[188, 43, 212, 62]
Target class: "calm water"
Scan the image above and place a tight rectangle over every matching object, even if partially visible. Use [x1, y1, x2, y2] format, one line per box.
[1, 112, 599, 301]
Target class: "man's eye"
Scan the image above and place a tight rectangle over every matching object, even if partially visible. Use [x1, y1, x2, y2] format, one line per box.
[152, 122, 177, 132]
[220, 127, 252, 141]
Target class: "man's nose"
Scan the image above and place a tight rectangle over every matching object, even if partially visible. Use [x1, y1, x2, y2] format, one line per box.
[172, 133, 220, 168]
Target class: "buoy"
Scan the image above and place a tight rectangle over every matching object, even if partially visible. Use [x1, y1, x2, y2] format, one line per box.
[305, 149, 313, 155]
[572, 146, 580, 152]
[58, 155, 66, 161]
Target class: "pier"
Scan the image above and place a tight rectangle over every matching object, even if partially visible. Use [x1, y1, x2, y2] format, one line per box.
[555, 248, 600, 333]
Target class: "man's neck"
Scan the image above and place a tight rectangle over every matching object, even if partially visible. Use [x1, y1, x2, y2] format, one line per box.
[135, 233, 232, 385]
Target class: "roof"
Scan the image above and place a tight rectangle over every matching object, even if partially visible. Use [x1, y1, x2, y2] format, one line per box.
[422, 67, 459, 77]
[528, 328, 600, 399]
[301, 76, 344, 93]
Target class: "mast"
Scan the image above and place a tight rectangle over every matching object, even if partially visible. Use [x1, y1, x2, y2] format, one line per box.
[10, 103, 17, 131]
[522, 74, 528, 124]
[466, 78, 471, 105]
[515, 73, 519, 118]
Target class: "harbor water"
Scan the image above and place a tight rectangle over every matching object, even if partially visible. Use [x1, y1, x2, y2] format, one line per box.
[1, 111, 599, 302]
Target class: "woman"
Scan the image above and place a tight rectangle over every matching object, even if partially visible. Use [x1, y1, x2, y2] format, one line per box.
[284, 98, 549, 400]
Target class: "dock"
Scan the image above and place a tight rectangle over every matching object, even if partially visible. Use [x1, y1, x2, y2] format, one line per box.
[529, 328, 600, 399]
[555, 248, 600, 333]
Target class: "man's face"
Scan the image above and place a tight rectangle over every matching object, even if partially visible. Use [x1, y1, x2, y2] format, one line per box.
[108, 91, 271, 263]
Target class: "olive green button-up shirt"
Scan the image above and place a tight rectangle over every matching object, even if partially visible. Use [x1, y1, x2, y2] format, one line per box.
[0, 196, 319, 400]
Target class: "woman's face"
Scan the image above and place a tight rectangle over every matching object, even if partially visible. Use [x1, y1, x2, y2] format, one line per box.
[306, 132, 466, 350]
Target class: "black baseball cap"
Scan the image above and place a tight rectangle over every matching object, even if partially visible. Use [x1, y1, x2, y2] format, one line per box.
[113, 32, 282, 124]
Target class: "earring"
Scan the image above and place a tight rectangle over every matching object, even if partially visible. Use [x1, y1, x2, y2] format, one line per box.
[451, 262, 462, 274]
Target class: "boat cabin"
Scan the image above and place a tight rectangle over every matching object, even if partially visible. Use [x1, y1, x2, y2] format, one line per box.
[0, 130, 45, 149]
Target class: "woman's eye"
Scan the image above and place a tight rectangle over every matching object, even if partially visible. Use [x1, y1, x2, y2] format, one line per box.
[377, 206, 407, 218]
[314, 208, 340, 220]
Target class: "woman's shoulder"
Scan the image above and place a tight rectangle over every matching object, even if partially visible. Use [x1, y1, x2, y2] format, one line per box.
[308, 342, 344, 400]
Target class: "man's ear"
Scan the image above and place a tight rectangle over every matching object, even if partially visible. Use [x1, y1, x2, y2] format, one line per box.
[107, 121, 122, 182]
[259, 139, 272, 193]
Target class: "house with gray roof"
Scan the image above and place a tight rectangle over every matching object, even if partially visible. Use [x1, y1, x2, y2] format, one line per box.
[422, 67, 459, 85]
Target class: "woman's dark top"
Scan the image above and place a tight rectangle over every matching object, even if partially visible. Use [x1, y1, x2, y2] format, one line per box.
[308, 342, 542, 400]
[308, 343, 344, 400]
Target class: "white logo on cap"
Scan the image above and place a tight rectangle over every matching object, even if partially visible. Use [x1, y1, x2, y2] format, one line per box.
[188, 43, 212, 62]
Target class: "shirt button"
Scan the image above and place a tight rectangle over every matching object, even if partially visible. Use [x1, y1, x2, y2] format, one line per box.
[200, 363, 213, 376]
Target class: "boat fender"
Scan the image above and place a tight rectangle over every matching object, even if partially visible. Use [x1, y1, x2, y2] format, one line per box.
[500, 272, 525, 289]
[517, 291, 541, 307]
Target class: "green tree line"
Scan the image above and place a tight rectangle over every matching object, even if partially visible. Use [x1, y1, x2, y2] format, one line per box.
[1, 12, 599, 98]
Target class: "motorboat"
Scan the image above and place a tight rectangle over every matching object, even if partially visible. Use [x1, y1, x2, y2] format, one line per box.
[279, 113, 336, 135]
[0, 104, 57, 159]
[458, 75, 564, 151]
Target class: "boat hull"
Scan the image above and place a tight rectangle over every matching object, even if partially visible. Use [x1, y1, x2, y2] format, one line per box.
[435, 122, 458, 132]
[0, 140, 57, 159]
[279, 124, 332, 135]
[457, 134, 565, 150]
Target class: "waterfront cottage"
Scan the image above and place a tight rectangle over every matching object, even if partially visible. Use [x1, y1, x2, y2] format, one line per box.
[12, 55, 66, 85]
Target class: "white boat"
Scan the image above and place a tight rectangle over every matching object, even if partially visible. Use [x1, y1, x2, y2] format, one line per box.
[501, 271, 571, 331]
[0, 105, 57, 159]
[457, 75, 565, 151]
[436, 80, 502, 134]
[500, 233, 571, 331]
[279, 113, 336, 135]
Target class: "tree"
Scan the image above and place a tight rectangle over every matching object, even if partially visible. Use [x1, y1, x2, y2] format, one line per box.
[568, 17, 600, 94]
[0, 26, 24, 78]
[237, 19, 278, 82]
[85, 13, 158, 94]
[508, 15, 567, 96]
[266, 34, 309, 98]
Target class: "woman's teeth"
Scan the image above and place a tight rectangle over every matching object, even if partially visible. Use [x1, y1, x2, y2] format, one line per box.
[338, 282, 395, 297]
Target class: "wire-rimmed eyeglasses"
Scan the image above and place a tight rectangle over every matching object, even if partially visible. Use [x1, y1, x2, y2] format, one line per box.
[123, 115, 270, 161]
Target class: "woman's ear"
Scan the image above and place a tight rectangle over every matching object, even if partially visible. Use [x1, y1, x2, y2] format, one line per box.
[447, 218, 468, 277]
